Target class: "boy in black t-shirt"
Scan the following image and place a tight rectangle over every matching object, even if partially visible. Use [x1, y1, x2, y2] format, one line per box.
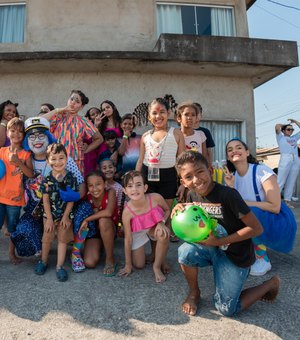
[172, 151, 280, 317]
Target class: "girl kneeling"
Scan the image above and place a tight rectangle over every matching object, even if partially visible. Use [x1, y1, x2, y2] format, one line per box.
[119, 171, 170, 283]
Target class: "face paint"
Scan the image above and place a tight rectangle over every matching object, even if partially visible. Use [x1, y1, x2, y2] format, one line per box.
[27, 129, 49, 155]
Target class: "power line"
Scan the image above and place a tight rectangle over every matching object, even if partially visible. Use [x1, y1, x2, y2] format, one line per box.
[256, 108, 300, 126]
[266, 0, 300, 11]
[255, 4, 300, 29]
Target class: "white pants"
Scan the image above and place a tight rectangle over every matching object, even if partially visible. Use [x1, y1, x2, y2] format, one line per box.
[277, 154, 299, 201]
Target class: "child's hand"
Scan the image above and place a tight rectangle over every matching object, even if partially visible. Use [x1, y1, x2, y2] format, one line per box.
[171, 203, 186, 218]
[60, 216, 71, 229]
[79, 220, 89, 235]
[110, 151, 118, 165]
[198, 231, 220, 247]
[223, 166, 235, 188]
[61, 105, 77, 115]
[9, 151, 21, 166]
[44, 218, 54, 233]
[119, 264, 132, 277]
[176, 184, 186, 202]
[155, 222, 170, 239]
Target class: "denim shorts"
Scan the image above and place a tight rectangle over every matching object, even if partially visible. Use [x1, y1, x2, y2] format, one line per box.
[178, 242, 250, 316]
[0, 204, 22, 234]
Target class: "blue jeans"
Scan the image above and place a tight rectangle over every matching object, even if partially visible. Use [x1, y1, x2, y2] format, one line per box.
[178, 242, 250, 316]
[0, 204, 22, 233]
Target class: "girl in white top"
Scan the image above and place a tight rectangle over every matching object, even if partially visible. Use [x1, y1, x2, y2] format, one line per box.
[224, 138, 297, 277]
[136, 98, 185, 208]
[176, 101, 208, 162]
[275, 119, 300, 208]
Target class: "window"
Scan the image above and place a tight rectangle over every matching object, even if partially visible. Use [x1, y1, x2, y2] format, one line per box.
[156, 3, 236, 37]
[0, 3, 26, 43]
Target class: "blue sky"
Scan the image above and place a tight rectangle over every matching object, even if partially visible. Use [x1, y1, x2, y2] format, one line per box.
[247, 0, 300, 147]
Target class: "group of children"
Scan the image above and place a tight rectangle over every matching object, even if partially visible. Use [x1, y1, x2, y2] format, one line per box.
[0, 94, 283, 317]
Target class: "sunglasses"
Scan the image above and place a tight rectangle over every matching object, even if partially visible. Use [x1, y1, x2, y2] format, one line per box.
[285, 128, 294, 132]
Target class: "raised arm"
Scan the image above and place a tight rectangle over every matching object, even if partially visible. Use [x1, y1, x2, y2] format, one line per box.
[275, 124, 283, 135]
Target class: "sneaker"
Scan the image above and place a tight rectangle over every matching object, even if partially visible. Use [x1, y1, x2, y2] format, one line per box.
[71, 257, 85, 273]
[291, 197, 299, 202]
[250, 258, 272, 276]
[56, 267, 68, 282]
[34, 260, 48, 275]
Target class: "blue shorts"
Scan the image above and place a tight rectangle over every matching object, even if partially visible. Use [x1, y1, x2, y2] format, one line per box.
[178, 242, 250, 316]
[0, 204, 22, 234]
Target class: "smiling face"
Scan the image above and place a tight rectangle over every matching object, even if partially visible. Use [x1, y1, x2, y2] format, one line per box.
[7, 125, 24, 146]
[87, 174, 105, 199]
[2, 104, 17, 122]
[179, 161, 214, 196]
[47, 150, 67, 175]
[100, 159, 116, 180]
[148, 103, 170, 129]
[121, 118, 134, 134]
[89, 108, 100, 123]
[226, 140, 249, 165]
[27, 129, 49, 155]
[67, 93, 83, 113]
[123, 175, 147, 201]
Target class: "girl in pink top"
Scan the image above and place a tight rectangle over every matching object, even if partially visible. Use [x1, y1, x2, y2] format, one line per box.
[119, 171, 170, 283]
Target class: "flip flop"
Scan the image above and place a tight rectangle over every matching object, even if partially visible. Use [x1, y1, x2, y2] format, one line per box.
[103, 263, 118, 277]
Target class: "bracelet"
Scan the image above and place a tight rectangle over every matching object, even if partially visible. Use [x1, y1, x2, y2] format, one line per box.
[55, 108, 59, 115]
[123, 135, 129, 140]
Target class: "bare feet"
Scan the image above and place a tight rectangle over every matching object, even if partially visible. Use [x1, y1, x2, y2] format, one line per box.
[153, 265, 166, 283]
[161, 261, 171, 274]
[182, 291, 201, 316]
[10, 255, 22, 265]
[260, 276, 280, 302]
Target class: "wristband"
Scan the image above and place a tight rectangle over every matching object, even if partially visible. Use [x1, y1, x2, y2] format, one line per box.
[55, 108, 59, 114]
[123, 135, 129, 139]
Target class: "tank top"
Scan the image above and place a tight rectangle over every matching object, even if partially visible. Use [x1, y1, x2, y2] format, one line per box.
[143, 127, 177, 168]
[87, 190, 118, 224]
[125, 194, 164, 233]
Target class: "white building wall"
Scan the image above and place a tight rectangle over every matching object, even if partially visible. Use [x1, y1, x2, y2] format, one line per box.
[0, 0, 249, 52]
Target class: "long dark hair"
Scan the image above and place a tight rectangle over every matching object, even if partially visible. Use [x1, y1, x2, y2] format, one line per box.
[225, 138, 258, 173]
[0, 100, 19, 120]
[99, 100, 121, 134]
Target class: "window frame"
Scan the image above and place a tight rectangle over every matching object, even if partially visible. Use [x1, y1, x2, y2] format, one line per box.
[156, 2, 236, 38]
[0, 1, 26, 43]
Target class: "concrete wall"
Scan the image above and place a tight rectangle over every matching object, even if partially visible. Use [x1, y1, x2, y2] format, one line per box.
[0, 71, 255, 148]
[0, 0, 249, 52]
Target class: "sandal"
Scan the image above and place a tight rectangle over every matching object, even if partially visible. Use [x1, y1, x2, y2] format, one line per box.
[35, 260, 48, 275]
[103, 263, 118, 277]
[56, 267, 68, 282]
[72, 257, 85, 273]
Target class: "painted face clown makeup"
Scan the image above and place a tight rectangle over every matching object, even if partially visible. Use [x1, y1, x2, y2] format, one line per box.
[27, 128, 49, 155]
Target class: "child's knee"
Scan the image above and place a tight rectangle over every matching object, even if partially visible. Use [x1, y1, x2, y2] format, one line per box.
[99, 217, 113, 231]
[214, 293, 239, 317]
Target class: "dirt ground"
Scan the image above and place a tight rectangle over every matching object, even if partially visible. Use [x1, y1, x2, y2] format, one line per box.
[0, 204, 299, 340]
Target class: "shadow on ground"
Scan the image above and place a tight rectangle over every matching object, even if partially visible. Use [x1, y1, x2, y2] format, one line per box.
[0, 204, 300, 339]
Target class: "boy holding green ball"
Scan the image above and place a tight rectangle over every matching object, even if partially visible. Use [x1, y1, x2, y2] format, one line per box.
[172, 151, 280, 317]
